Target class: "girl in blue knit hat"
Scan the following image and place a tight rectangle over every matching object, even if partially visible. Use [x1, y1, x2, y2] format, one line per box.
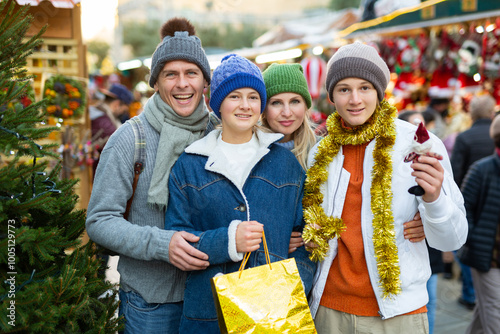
[164, 54, 316, 333]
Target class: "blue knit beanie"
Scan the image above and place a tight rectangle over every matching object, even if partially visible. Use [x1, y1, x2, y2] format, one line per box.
[109, 84, 134, 105]
[209, 54, 267, 118]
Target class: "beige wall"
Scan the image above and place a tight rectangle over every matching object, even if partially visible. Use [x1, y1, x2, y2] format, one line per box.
[177, 0, 329, 15]
[113, 0, 331, 62]
[117, 0, 330, 24]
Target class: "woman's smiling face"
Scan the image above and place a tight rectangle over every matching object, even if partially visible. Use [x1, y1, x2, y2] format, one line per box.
[264, 92, 307, 142]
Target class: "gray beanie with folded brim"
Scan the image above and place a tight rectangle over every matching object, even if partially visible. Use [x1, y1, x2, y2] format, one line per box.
[325, 42, 390, 102]
[148, 31, 211, 88]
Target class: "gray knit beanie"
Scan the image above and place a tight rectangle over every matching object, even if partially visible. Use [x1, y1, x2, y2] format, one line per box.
[325, 42, 390, 101]
[148, 18, 211, 88]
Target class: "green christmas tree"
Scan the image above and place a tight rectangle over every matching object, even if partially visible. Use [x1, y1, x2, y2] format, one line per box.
[0, 1, 121, 332]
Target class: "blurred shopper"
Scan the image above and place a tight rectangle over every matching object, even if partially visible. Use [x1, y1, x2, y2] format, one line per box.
[398, 109, 425, 126]
[423, 97, 450, 139]
[451, 94, 496, 187]
[90, 83, 133, 145]
[86, 18, 213, 333]
[451, 94, 496, 310]
[458, 114, 500, 334]
[90, 83, 134, 176]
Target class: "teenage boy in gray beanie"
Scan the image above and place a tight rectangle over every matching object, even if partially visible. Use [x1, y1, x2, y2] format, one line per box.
[86, 17, 214, 333]
[302, 42, 468, 333]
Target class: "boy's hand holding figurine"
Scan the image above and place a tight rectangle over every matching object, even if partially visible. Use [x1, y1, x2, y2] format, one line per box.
[404, 122, 444, 201]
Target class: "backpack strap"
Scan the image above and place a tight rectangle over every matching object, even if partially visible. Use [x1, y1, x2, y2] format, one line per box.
[124, 117, 146, 220]
[205, 111, 221, 135]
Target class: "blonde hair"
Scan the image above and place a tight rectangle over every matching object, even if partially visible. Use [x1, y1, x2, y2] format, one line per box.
[261, 109, 317, 170]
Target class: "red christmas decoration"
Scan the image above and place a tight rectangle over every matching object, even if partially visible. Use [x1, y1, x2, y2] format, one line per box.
[300, 56, 327, 100]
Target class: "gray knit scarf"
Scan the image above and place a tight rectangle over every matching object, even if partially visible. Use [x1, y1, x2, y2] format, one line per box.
[144, 92, 209, 209]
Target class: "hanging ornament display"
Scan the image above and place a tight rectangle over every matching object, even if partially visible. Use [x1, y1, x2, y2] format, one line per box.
[300, 55, 327, 100]
[392, 38, 424, 108]
[456, 25, 483, 95]
[483, 18, 500, 79]
[428, 67, 458, 98]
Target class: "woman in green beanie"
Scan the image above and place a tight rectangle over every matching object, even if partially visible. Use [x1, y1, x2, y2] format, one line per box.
[261, 63, 317, 170]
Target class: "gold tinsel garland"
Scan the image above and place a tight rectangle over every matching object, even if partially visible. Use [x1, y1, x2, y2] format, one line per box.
[302, 100, 402, 298]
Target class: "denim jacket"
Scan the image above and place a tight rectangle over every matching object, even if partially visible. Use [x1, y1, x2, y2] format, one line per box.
[165, 129, 316, 333]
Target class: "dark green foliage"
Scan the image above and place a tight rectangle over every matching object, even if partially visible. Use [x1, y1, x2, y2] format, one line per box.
[122, 20, 163, 58]
[0, 1, 121, 332]
[328, 0, 362, 11]
[197, 23, 267, 51]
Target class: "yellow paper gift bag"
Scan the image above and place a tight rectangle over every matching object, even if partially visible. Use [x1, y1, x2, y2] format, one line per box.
[211, 232, 316, 333]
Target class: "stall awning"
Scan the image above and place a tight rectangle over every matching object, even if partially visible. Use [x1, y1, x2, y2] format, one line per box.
[253, 8, 359, 47]
[341, 0, 500, 38]
[15, 0, 81, 8]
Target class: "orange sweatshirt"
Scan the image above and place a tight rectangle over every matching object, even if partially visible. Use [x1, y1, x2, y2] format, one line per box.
[320, 143, 426, 316]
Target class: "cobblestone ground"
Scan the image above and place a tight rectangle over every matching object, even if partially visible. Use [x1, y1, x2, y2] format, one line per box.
[105, 257, 474, 334]
[435, 274, 474, 334]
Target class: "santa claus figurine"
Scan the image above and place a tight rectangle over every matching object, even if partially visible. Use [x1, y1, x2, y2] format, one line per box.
[404, 122, 438, 196]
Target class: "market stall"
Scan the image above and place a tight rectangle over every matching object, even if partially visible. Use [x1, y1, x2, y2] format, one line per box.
[13, 0, 93, 210]
[337, 0, 500, 110]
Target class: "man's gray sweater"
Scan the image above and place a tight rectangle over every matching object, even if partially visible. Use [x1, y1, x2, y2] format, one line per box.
[86, 112, 185, 303]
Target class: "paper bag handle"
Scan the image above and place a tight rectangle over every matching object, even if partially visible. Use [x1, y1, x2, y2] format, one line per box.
[238, 231, 272, 277]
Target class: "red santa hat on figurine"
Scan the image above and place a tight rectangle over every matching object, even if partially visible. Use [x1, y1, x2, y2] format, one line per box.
[404, 122, 433, 196]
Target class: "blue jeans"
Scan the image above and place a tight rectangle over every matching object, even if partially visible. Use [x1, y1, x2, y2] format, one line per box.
[119, 289, 183, 334]
[454, 252, 476, 303]
[426, 274, 438, 334]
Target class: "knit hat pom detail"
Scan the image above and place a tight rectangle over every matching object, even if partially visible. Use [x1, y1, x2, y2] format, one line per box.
[160, 17, 195, 38]
[149, 17, 210, 88]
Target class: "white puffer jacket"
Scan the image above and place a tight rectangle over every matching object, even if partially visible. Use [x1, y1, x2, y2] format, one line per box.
[307, 119, 467, 320]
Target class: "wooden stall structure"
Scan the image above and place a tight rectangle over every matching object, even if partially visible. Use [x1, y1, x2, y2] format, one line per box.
[14, 0, 92, 212]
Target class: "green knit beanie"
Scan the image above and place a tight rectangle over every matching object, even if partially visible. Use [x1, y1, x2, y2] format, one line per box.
[262, 63, 312, 109]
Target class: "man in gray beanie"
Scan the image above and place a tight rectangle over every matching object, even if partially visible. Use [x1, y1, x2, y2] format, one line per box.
[86, 17, 215, 333]
[303, 41, 467, 333]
